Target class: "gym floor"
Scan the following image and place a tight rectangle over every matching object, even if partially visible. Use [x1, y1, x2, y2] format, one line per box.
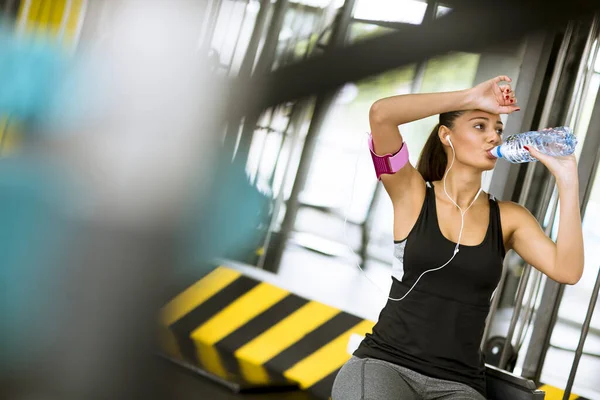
[162, 359, 318, 400]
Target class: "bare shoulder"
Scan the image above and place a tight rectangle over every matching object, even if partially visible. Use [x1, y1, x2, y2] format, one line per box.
[497, 200, 536, 234]
[497, 200, 533, 216]
[497, 199, 525, 213]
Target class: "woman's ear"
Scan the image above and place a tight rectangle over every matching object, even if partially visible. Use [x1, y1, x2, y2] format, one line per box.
[438, 125, 451, 146]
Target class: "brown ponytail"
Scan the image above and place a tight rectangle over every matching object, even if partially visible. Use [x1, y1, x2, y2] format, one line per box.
[416, 111, 464, 182]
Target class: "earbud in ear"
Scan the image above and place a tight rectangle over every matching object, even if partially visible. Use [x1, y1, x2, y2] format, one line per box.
[447, 135, 453, 146]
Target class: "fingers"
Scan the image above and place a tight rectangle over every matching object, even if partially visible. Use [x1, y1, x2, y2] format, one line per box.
[493, 75, 512, 83]
[500, 85, 517, 105]
[524, 145, 545, 161]
[497, 84, 518, 113]
[524, 146, 546, 165]
[498, 105, 521, 114]
[524, 146, 538, 161]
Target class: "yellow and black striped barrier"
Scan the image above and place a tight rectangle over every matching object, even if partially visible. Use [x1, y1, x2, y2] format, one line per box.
[17, 0, 85, 43]
[160, 265, 592, 400]
[160, 266, 374, 399]
[1, 0, 86, 156]
[537, 384, 588, 400]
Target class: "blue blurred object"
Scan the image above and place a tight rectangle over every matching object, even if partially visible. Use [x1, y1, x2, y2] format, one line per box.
[0, 157, 72, 374]
[0, 23, 67, 122]
[179, 156, 273, 281]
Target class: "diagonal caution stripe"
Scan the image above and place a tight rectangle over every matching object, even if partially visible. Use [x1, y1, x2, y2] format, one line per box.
[238, 359, 271, 385]
[284, 320, 374, 389]
[539, 384, 579, 400]
[23, 0, 42, 32]
[49, 0, 67, 34]
[36, 0, 53, 32]
[160, 326, 182, 360]
[197, 343, 228, 380]
[191, 282, 290, 345]
[161, 267, 241, 326]
[235, 301, 341, 365]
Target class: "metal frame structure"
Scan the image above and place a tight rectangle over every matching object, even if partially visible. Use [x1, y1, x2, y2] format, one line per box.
[227, 1, 600, 117]
[496, 20, 579, 371]
[359, 0, 439, 266]
[480, 27, 558, 352]
[482, 21, 600, 378]
[519, 16, 600, 384]
[216, 1, 600, 397]
[264, 0, 357, 272]
[564, 263, 600, 399]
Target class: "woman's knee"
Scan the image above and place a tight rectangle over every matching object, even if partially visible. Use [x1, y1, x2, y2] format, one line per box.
[331, 357, 364, 400]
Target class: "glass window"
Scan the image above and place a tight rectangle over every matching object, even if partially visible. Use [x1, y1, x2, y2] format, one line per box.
[301, 65, 416, 223]
[571, 43, 600, 161]
[209, 0, 263, 75]
[553, 47, 600, 334]
[554, 168, 600, 330]
[353, 0, 428, 25]
[540, 43, 600, 398]
[540, 158, 600, 398]
[436, 4, 452, 18]
[349, 22, 395, 43]
[290, 0, 344, 7]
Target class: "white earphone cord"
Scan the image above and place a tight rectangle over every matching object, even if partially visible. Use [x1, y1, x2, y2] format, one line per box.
[344, 134, 483, 302]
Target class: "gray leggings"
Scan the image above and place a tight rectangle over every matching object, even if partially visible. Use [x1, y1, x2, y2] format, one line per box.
[331, 356, 486, 400]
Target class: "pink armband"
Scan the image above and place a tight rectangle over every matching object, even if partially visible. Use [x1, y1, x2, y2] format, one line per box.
[368, 133, 409, 181]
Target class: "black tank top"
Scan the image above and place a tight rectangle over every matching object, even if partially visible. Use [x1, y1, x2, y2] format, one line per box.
[354, 182, 505, 397]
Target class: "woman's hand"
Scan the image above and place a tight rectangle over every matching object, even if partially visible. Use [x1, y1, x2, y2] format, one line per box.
[525, 146, 579, 187]
[467, 75, 521, 114]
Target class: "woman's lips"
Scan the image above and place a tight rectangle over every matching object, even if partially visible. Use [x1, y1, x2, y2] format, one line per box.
[485, 150, 497, 160]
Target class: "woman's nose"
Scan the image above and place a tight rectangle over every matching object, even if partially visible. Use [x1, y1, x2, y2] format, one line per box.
[489, 132, 502, 145]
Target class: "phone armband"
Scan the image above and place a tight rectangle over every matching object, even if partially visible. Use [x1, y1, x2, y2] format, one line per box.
[368, 133, 409, 181]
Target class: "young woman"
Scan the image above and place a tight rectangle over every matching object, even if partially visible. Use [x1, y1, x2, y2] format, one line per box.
[331, 75, 584, 399]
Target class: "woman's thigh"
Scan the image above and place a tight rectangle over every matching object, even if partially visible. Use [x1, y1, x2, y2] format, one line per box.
[331, 357, 419, 400]
[422, 376, 486, 400]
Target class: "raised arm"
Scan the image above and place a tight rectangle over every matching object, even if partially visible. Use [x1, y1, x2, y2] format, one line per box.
[508, 149, 584, 285]
[369, 75, 519, 200]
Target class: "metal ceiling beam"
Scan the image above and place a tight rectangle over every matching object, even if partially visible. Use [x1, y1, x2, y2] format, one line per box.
[227, 0, 600, 118]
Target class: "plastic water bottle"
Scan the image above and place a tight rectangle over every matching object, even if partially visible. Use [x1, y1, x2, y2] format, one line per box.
[488, 126, 577, 163]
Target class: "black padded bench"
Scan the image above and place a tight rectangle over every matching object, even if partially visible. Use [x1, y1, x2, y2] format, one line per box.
[486, 364, 545, 399]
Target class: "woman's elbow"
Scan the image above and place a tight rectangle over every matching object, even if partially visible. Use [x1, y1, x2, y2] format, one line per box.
[369, 100, 389, 125]
[558, 266, 584, 285]
[561, 276, 580, 286]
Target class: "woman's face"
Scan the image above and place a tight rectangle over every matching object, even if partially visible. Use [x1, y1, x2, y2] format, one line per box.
[441, 110, 504, 171]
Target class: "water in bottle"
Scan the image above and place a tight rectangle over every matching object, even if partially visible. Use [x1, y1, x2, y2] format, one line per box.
[488, 126, 577, 163]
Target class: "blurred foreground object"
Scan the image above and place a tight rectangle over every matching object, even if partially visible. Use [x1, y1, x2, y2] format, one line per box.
[0, 1, 241, 399]
[0, 23, 66, 122]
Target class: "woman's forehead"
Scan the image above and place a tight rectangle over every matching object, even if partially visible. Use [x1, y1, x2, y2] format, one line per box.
[459, 110, 503, 124]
